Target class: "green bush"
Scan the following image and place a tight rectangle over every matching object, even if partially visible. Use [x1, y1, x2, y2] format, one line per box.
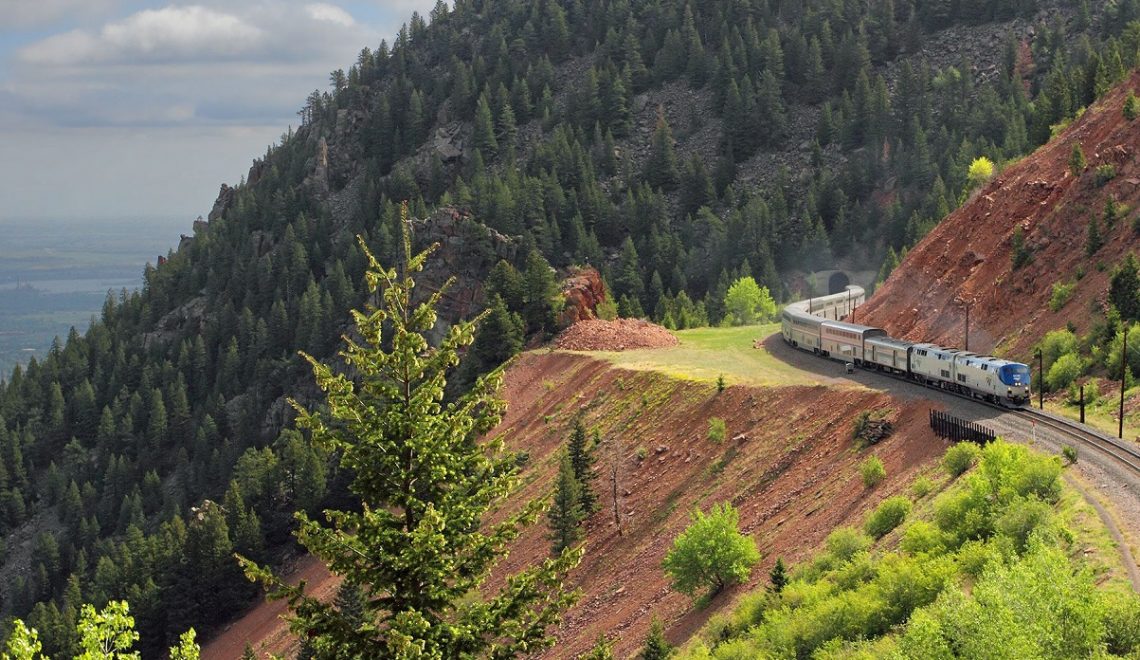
[1103, 591, 1140, 655]
[1037, 329, 1078, 373]
[1062, 444, 1078, 465]
[1049, 281, 1075, 311]
[860, 456, 886, 488]
[707, 417, 726, 444]
[1096, 163, 1117, 186]
[825, 527, 872, 563]
[995, 498, 1055, 551]
[942, 442, 980, 477]
[1045, 352, 1083, 392]
[663, 502, 759, 597]
[865, 496, 912, 539]
[911, 476, 933, 499]
[900, 520, 946, 555]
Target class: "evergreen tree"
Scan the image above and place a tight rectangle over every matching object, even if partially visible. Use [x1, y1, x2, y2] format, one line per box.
[1087, 216, 1103, 256]
[1125, 90, 1139, 121]
[1070, 143, 1087, 177]
[644, 112, 680, 190]
[474, 93, 499, 160]
[567, 420, 597, 513]
[522, 251, 560, 338]
[641, 617, 672, 660]
[241, 211, 580, 657]
[1110, 254, 1140, 323]
[768, 557, 788, 594]
[548, 451, 585, 555]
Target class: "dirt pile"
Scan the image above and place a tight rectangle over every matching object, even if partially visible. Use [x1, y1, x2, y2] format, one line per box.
[858, 71, 1140, 358]
[554, 318, 679, 351]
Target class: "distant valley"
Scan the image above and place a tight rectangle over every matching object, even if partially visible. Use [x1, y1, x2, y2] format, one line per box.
[0, 216, 187, 378]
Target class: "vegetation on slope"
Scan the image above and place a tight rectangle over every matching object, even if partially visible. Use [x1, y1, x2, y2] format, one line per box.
[2, 0, 1139, 654]
[677, 439, 1140, 658]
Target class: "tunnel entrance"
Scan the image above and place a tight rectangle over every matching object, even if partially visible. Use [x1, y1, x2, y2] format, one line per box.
[828, 271, 850, 294]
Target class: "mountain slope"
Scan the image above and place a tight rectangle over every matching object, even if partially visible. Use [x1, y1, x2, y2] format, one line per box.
[208, 349, 948, 658]
[859, 69, 1140, 357]
[1, 0, 1136, 654]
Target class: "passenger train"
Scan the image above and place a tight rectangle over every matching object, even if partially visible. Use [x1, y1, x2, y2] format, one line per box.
[780, 285, 1031, 406]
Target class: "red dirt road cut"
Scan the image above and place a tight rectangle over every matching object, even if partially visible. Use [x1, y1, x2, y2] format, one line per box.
[204, 351, 947, 658]
[859, 71, 1140, 358]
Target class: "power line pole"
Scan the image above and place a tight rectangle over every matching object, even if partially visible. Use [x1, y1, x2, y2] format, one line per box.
[964, 301, 971, 351]
[1121, 325, 1128, 439]
[1037, 348, 1044, 410]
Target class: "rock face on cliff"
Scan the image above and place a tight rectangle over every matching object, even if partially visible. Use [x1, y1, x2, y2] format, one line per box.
[559, 267, 607, 326]
[410, 206, 518, 343]
[857, 71, 1140, 358]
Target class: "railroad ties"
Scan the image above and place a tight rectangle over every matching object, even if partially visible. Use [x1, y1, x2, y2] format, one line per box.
[929, 410, 996, 445]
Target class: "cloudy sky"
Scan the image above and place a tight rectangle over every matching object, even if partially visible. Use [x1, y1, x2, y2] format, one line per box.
[0, 0, 437, 222]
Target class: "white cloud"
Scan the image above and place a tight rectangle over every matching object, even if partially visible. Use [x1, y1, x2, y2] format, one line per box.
[306, 3, 355, 27]
[19, 6, 263, 65]
[0, 0, 440, 218]
[0, 0, 119, 31]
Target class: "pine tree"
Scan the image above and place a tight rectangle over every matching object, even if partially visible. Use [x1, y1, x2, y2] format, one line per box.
[641, 617, 672, 659]
[1087, 216, 1103, 256]
[644, 111, 680, 190]
[768, 557, 788, 594]
[548, 451, 585, 555]
[1110, 253, 1140, 322]
[474, 93, 499, 159]
[1070, 142, 1087, 177]
[241, 207, 580, 657]
[567, 420, 597, 513]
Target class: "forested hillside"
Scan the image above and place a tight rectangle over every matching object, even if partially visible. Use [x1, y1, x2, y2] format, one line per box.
[1, 0, 1139, 654]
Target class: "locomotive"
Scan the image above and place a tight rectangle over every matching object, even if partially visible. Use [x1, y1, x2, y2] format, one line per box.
[780, 285, 1031, 406]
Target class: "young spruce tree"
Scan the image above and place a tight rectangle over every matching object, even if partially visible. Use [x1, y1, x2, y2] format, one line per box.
[241, 205, 581, 658]
[548, 451, 585, 555]
[567, 419, 597, 513]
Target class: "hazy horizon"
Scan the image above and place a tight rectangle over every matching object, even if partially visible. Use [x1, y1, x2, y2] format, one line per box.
[0, 0, 439, 220]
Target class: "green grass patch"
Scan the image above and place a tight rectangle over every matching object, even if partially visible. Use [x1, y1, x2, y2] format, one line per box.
[565, 324, 859, 388]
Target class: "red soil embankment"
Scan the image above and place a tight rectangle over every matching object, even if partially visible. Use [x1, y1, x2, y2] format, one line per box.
[859, 70, 1140, 357]
[205, 351, 946, 658]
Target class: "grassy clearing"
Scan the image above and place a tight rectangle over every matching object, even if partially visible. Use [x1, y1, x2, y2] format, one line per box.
[1044, 392, 1140, 446]
[570, 324, 856, 388]
[1055, 477, 1135, 592]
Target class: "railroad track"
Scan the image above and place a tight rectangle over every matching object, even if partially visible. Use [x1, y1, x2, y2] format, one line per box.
[842, 355, 1140, 477]
[1010, 406, 1140, 475]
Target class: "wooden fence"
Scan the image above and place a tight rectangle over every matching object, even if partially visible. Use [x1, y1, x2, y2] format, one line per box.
[929, 410, 996, 445]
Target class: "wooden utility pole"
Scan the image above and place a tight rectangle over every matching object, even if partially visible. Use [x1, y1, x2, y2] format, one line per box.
[964, 301, 971, 352]
[1037, 349, 1044, 410]
[1121, 325, 1128, 439]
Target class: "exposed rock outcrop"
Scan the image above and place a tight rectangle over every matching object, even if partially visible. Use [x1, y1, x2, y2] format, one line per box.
[559, 266, 606, 326]
[410, 206, 517, 343]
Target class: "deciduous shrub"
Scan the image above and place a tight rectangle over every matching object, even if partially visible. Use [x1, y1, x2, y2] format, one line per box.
[707, 417, 726, 444]
[1049, 281, 1075, 311]
[911, 476, 933, 498]
[1096, 163, 1118, 186]
[825, 527, 872, 563]
[1045, 352, 1082, 392]
[942, 442, 979, 477]
[900, 520, 946, 555]
[865, 496, 912, 539]
[663, 502, 759, 597]
[860, 455, 886, 488]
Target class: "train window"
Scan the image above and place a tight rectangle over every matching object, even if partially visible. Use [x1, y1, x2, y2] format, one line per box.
[957, 374, 966, 382]
[981, 365, 988, 371]
[941, 370, 950, 378]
